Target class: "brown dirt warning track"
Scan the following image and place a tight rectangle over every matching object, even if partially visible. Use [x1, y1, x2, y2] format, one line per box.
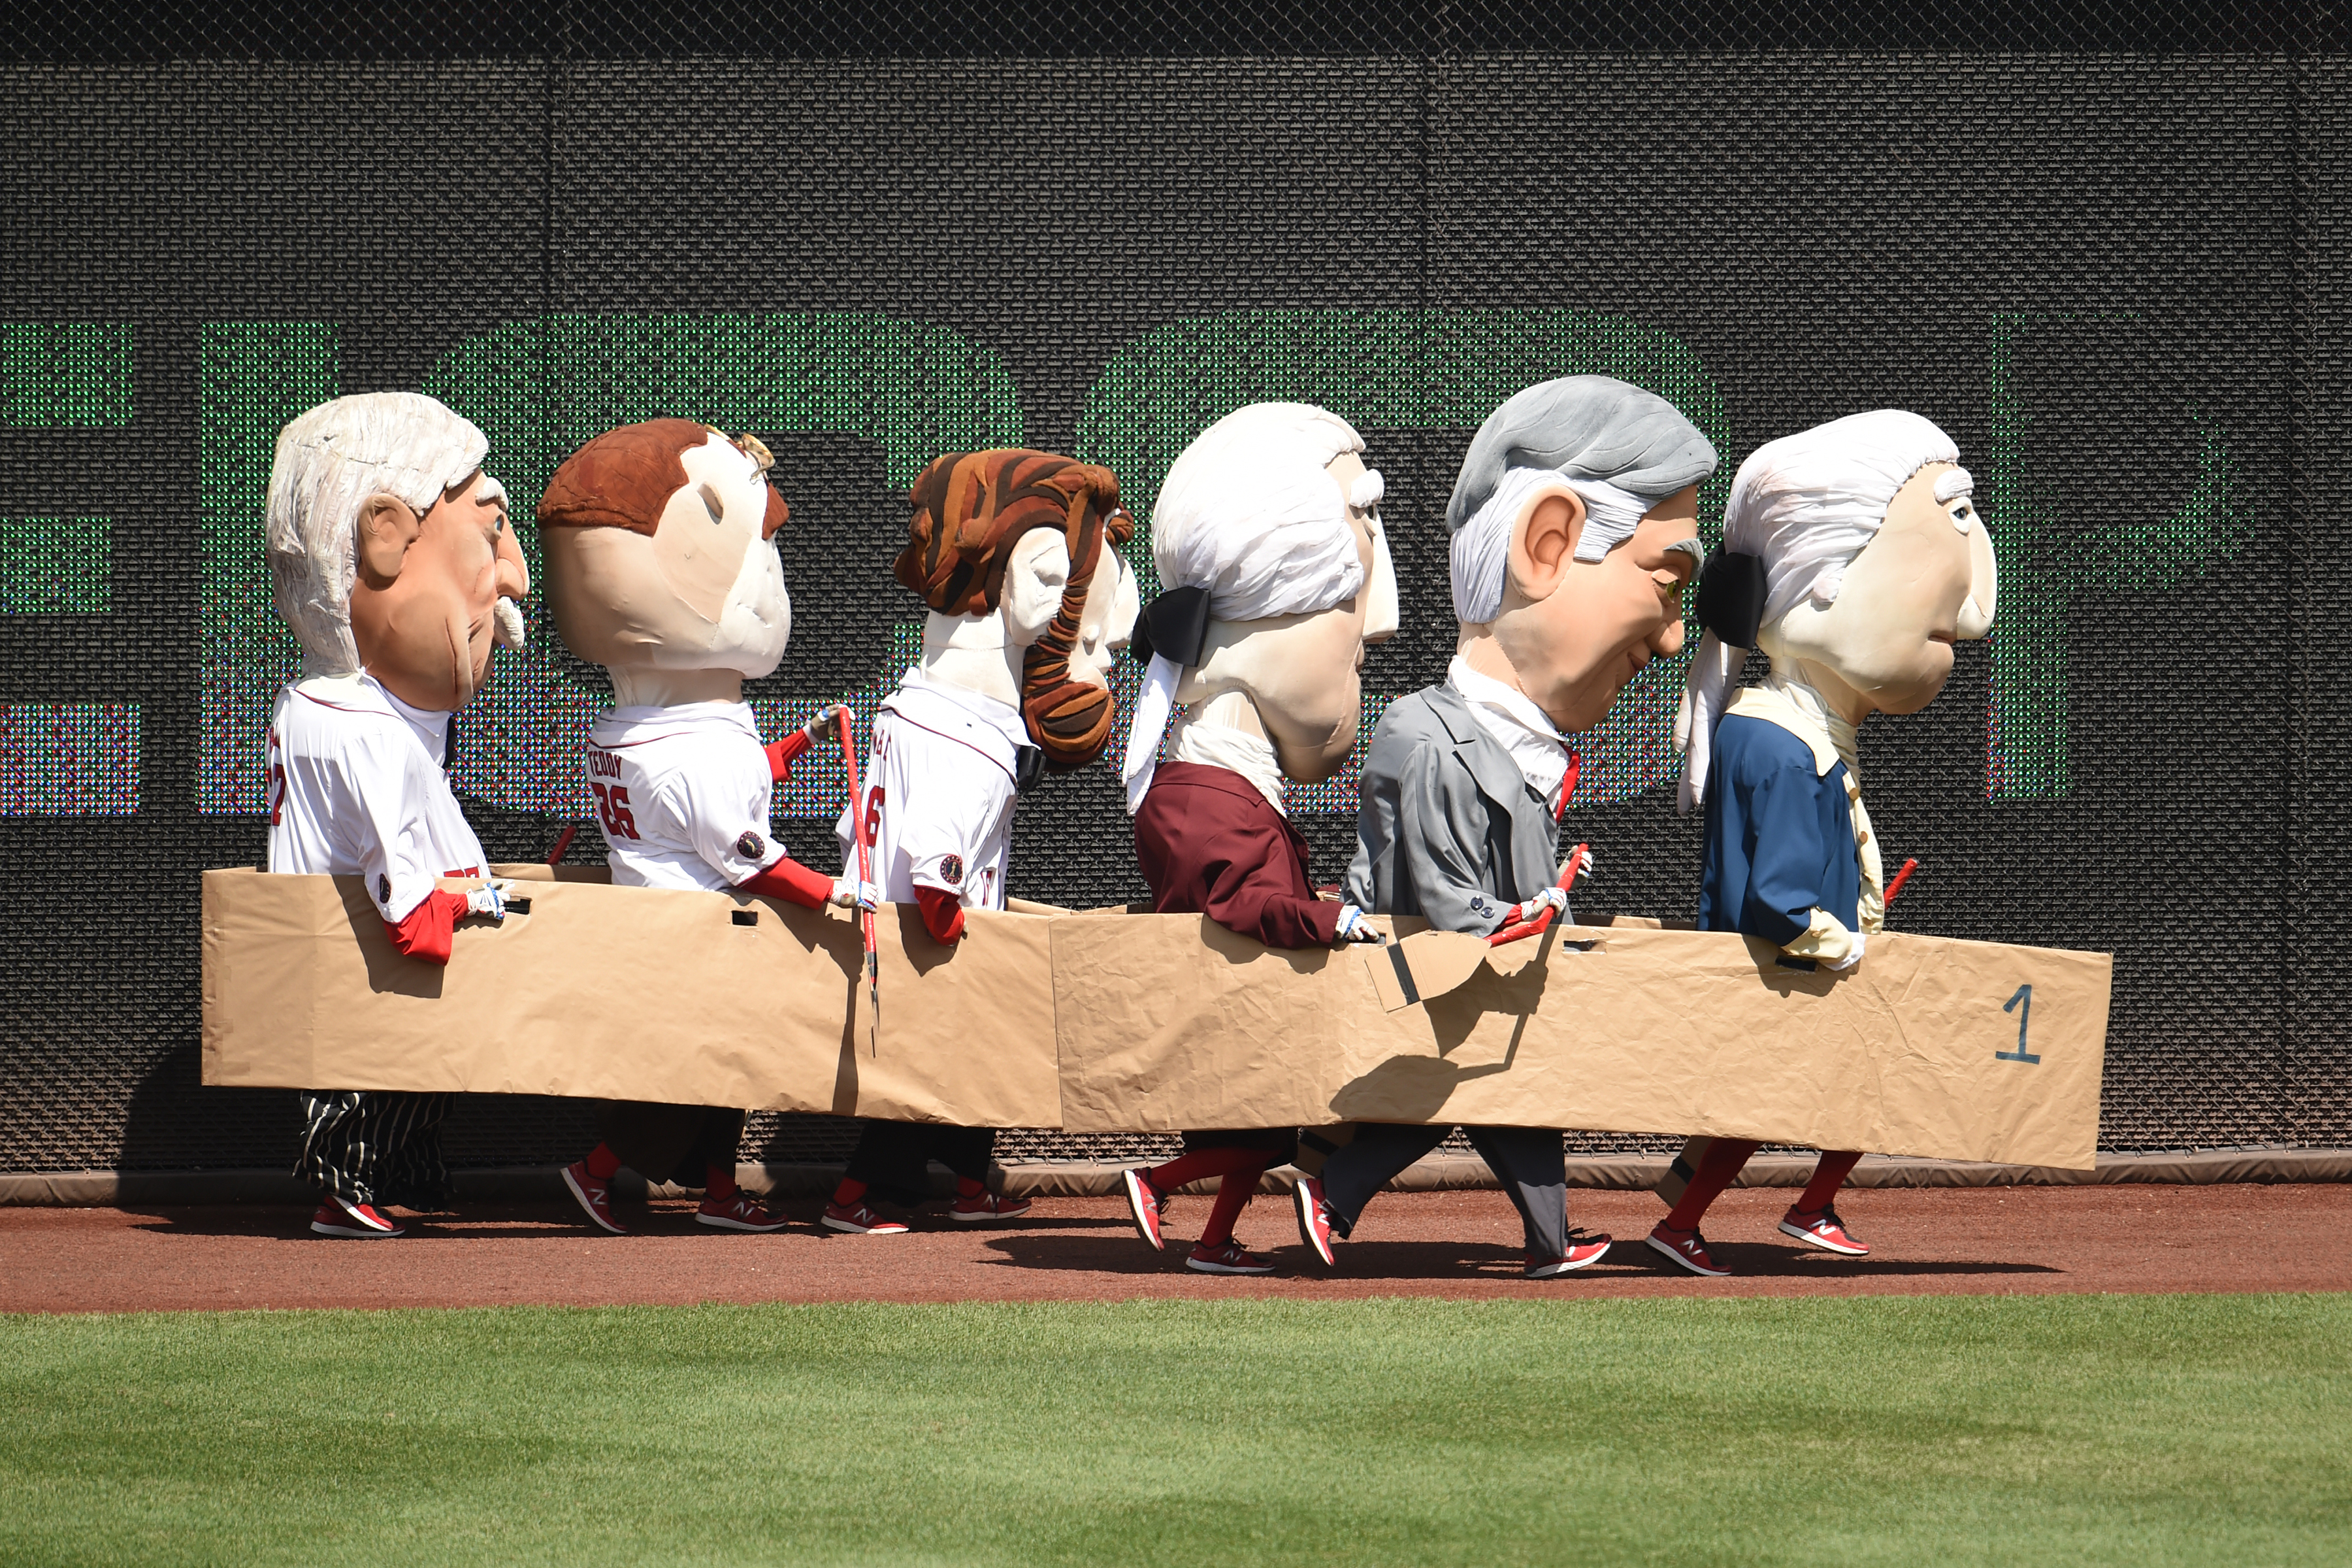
[3, 1184, 2347, 1313]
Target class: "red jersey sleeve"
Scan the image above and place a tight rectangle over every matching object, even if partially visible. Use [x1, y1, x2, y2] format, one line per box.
[737, 853, 833, 909]
[384, 889, 469, 966]
[762, 728, 813, 783]
[915, 885, 967, 944]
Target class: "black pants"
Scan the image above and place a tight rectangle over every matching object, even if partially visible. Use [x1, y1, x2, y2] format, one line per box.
[1320, 1123, 1571, 1258]
[296, 1090, 453, 1210]
[845, 1121, 996, 1208]
[598, 1102, 746, 1189]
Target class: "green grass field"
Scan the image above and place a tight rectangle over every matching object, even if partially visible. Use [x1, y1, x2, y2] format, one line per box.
[3, 1294, 2346, 1567]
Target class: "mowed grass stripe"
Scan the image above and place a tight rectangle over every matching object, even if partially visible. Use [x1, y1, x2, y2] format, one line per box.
[1, 1294, 2346, 1567]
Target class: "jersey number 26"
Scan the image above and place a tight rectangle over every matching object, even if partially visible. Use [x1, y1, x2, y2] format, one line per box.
[591, 781, 640, 840]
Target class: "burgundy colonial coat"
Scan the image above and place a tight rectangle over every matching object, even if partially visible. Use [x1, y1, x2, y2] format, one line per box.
[1133, 760, 1341, 947]
[1133, 759, 1330, 1158]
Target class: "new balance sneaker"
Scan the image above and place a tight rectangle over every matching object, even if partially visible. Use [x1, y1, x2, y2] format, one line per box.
[1524, 1230, 1614, 1277]
[821, 1201, 910, 1235]
[698, 1192, 789, 1232]
[1292, 1175, 1339, 1267]
[1186, 1239, 1276, 1275]
[1646, 1221, 1730, 1277]
[949, 1191, 1033, 1223]
[310, 1196, 404, 1239]
[1122, 1168, 1168, 1251]
[1779, 1206, 1870, 1256]
[561, 1160, 626, 1235]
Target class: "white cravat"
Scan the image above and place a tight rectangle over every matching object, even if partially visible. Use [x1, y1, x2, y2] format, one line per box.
[1168, 711, 1288, 814]
[1765, 669, 1862, 783]
[1446, 655, 1572, 813]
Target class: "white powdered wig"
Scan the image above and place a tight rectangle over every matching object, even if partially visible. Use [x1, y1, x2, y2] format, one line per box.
[1676, 408, 1965, 813]
[1120, 401, 1375, 813]
[1445, 375, 1718, 625]
[267, 392, 491, 674]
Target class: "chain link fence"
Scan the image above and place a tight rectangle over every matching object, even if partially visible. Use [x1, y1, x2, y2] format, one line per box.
[1, 1, 2344, 1175]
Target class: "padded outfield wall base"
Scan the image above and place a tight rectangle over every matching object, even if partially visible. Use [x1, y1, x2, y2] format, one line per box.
[5, 1148, 2345, 1207]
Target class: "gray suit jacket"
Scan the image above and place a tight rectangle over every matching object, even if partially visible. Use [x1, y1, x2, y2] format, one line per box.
[1343, 682, 1568, 936]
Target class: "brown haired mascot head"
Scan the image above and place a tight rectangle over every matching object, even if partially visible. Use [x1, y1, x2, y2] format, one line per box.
[538, 418, 793, 709]
[896, 449, 1139, 770]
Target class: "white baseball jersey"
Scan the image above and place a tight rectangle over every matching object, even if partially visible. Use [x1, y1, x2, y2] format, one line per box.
[265, 674, 487, 924]
[838, 667, 1024, 910]
[585, 702, 792, 892]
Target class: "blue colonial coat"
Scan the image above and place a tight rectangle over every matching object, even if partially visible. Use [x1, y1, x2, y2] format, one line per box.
[1698, 711, 1865, 943]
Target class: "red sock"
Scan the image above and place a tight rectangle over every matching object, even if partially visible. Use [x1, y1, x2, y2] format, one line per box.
[955, 1176, 987, 1200]
[1149, 1146, 1271, 1192]
[1796, 1151, 1863, 1214]
[832, 1177, 868, 1207]
[705, 1164, 737, 1202]
[1665, 1139, 1761, 1232]
[1196, 1158, 1275, 1247]
[584, 1144, 622, 1181]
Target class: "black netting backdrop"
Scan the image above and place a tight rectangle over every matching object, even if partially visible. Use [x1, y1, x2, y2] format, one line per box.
[2, 2, 2345, 1177]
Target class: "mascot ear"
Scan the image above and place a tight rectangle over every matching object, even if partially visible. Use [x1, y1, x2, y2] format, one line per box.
[355, 493, 421, 589]
[1002, 529, 1070, 646]
[1506, 484, 1586, 604]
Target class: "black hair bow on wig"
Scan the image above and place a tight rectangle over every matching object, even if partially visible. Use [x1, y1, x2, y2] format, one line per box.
[1128, 585, 1214, 669]
[1693, 547, 1768, 649]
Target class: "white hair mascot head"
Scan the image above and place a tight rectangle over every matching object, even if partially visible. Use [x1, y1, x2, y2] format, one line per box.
[1119, 402, 1397, 812]
[267, 391, 529, 712]
[1676, 408, 1999, 813]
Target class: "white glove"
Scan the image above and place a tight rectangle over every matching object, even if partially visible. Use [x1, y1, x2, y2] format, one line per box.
[830, 876, 882, 911]
[1784, 907, 1865, 970]
[464, 880, 514, 921]
[1333, 904, 1383, 944]
[803, 704, 844, 743]
[1526, 885, 1571, 921]
[1561, 846, 1595, 889]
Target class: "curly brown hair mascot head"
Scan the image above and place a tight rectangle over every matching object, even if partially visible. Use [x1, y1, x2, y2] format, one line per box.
[896, 449, 1137, 771]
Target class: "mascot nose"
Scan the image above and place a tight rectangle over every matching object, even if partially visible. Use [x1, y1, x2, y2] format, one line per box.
[1955, 523, 1998, 640]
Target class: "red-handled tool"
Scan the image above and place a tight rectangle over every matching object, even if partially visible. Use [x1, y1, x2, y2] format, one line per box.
[1487, 843, 1588, 947]
[1885, 857, 1918, 906]
[836, 708, 881, 1052]
[544, 823, 579, 866]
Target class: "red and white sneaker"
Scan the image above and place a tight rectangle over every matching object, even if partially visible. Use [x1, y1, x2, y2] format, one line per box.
[1293, 1175, 1339, 1267]
[1524, 1230, 1613, 1277]
[1779, 1206, 1870, 1256]
[950, 1191, 1033, 1223]
[1646, 1222, 1730, 1277]
[698, 1192, 789, 1232]
[1186, 1239, 1276, 1275]
[822, 1201, 910, 1235]
[1122, 1168, 1168, 1251]
[561, 1160, 626, 1235]
[310, 1195, 404, 1239]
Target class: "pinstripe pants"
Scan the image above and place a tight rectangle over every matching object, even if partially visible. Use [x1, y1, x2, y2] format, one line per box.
[295, 1090, 453, 1209]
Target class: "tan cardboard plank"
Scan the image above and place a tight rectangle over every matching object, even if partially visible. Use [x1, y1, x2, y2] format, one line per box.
[199, 868, 1060, 1126]
[1051, 916, 2108, 1169]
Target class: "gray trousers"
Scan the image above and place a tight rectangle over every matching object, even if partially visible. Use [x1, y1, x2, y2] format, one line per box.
[1320, 1122, 1570, 1259]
